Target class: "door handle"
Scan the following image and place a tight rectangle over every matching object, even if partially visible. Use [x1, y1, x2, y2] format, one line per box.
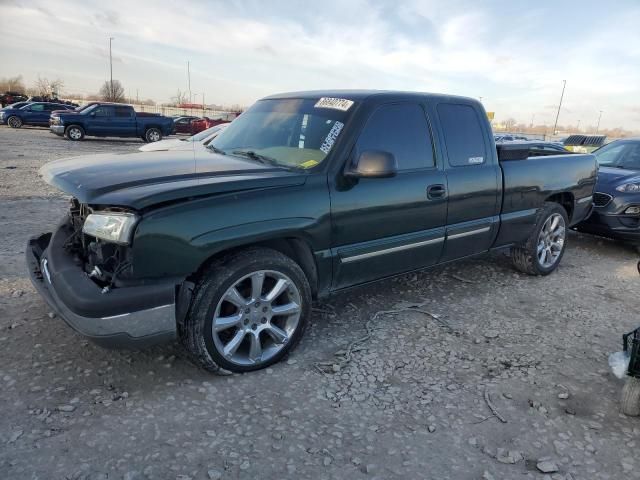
[427, 184, 446, 199]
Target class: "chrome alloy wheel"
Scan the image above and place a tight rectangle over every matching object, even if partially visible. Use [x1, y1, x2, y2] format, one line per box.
[537, 213, 566, 268]
[68, 127, 82, 140]
[212, 270, 302, 367]
[147, 129, 160, 142]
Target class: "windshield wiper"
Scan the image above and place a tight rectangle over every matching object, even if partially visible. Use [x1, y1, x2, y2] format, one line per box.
[207, 145, 226, 155]
[231, 149, 280, 167]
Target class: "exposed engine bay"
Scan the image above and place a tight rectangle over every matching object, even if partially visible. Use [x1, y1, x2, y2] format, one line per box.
[65, 198, 134, 289]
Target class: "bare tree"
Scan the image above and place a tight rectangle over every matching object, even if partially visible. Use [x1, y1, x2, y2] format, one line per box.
[0, 75, 26, 93]
[33, 76, 64, 97]
[170, 90, 189, 106]
[99, 80, 126, 103]
[504, 117, 517, 131]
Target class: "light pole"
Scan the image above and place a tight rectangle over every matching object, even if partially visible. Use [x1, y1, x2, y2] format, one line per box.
[576, 119, 581, 132]
[109, 37, 114, 99]
[187, 61, 192, 104]
[552, 80, 566, 135]
[530, 114, 535, 128]
[595, 110, 603, 134]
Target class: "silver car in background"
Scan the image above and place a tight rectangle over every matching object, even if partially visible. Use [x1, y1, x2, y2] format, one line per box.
[138, 123, 229, 152]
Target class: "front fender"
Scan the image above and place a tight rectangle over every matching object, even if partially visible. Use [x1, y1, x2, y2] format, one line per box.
[130, 176, 331, 279]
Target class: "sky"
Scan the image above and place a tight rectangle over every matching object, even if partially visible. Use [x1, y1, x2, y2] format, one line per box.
[1, 0, 640, 130]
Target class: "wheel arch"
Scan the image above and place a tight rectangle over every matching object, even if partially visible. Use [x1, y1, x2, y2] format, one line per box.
[187, 236, 319, 298]
[545, 192, 574, 223]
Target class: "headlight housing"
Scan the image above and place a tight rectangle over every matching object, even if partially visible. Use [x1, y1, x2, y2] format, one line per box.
[82, 212, 139, 245]
[616, 183, 640, 193]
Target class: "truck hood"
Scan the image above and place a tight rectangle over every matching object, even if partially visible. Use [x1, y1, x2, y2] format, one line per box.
[40, 149, 306, 210]
[597, 166, 640, 192]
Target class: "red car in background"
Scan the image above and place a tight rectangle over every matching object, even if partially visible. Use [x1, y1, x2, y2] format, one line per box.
[172, 116, 201, 135]
[190, 117, 230, 133]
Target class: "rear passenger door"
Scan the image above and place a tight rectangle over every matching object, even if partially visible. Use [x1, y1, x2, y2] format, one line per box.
[112, 106, 136, 135]
[330, 102, 447, 289]
[435, 103, 501, 262]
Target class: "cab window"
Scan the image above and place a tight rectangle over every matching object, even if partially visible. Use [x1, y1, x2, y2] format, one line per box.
[438, 103, 487, 167]
[355, 103, 435, 170]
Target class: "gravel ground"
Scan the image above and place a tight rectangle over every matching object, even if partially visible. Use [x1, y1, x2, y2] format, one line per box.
[1, 126, 640, 480]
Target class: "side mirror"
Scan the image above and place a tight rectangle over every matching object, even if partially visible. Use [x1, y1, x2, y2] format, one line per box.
[346, 150, 398, 178]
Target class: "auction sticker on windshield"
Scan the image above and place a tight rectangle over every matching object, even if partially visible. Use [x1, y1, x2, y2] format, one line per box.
[320, 121, 344, 154]
[314, 97, 354, 111]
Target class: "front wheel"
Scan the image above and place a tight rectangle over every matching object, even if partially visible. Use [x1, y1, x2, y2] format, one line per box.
[7, 116, 22, 128]
[145, 128, 162, 143]
[65, 125, 84, 141]
[180, 248, 311, 373]
[511, 202, 568, 275]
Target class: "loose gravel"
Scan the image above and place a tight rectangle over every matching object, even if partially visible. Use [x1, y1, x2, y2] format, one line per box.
[1, 126, 640, 479]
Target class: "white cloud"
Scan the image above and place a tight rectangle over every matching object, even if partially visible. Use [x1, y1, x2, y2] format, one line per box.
[1, 0, 639, 129]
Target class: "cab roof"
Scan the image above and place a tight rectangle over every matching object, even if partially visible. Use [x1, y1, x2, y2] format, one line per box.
[263, 89, 479, 105]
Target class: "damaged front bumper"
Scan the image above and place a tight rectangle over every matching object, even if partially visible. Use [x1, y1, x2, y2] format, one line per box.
[27, 222, 177, 348]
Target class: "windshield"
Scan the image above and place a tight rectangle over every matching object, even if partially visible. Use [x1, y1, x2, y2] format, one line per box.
[190, 124, 227, 142]
[81, 104, 99, 115]
[208, 97, 354, 170]
[594, 141, 640, 171]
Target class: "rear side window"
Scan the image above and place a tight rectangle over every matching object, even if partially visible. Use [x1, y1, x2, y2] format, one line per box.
[115, 107, 133, 117]
[30, 104, 44, 112]
[438, 104, 487, 167]
[356, 103, 434, 170]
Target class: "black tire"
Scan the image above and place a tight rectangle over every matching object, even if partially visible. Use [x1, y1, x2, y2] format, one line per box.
[511, 202, 569, 275]
[145, 128, 162, 143]
[140, 135, 148, 143]
[7, 116, 22, 128]
[65, 125, 85, 141]
[622, 377, 640, 416]
[180, 247, 311, 373]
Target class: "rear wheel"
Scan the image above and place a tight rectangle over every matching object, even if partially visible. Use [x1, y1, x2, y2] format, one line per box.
[145, 128, 162, 143]
[511, 202, 568, 275]
[7, 116, 22, 128]
[180, 248, 311, 373]
[65, 125, 84, 141]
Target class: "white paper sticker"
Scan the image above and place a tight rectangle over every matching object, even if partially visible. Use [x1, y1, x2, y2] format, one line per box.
[314, 97, 354, 111]
[468, 156, 484, 164]
[320, 121, 344, 154]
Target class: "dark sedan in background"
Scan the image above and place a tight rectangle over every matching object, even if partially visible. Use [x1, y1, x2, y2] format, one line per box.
[578, 139, 640, 247]
[0, 102, 76, 128]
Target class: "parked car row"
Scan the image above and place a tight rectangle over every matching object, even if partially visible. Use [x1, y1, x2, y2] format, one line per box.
[1, 100, 233, 143]
[50, 103, 174, 142]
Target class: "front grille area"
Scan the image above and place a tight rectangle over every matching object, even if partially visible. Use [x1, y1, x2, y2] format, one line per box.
[593, 192, 613, 207]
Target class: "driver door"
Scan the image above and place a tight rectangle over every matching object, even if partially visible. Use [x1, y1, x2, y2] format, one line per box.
[329, 102, 447, 290]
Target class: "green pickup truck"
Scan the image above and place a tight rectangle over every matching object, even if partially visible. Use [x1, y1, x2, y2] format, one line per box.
[28, 90, 597, 372]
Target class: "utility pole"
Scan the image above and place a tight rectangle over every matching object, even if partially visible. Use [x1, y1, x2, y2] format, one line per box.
[109, 37, 114, 99]
[136, 89, 139, 104]
[595, 110, 603, 134]
[530, 114, 535, 128]
[187, 61, 192, 104]
[576, 119, 581, 132]
[202, 92, 205, 114]
[552, 79, 566, 135]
